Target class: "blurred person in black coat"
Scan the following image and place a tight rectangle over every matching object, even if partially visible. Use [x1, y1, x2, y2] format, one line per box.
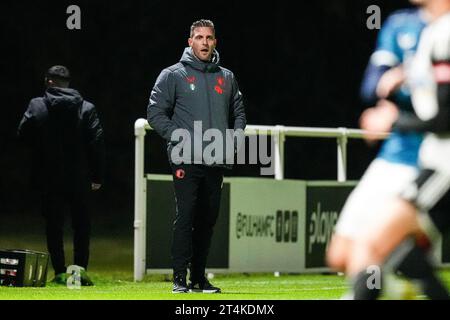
[17, 65, 105, 286]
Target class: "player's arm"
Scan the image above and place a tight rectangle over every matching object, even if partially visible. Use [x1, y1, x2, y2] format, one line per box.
[360, 15, 401, 106]
[433, 60, 450, 130]
[360, 64, 392, 105]
[394, 36, 450, 133]
[391, 101, 447, 132]
[360, 99, 399, 143]
[147, 69, 179, 142]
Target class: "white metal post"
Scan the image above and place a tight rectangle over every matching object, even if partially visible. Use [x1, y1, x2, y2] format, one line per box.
[274, 125, 285, 180]
[337, 128, 348, 182]
[134, 119, 148, 281]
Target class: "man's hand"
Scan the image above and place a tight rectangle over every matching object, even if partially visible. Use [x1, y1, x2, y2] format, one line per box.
[91, 183, 102, 191]
[360, 99, 399, 143]
[376, 66, 405, 99]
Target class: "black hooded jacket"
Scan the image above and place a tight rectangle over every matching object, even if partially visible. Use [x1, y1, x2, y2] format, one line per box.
[18, 87, 105, 193]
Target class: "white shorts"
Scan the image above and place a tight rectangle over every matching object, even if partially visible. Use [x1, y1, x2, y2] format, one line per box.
[334, 158, 418, 239]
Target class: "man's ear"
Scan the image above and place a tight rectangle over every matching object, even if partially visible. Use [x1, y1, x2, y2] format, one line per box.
[188, 38, 193, 47]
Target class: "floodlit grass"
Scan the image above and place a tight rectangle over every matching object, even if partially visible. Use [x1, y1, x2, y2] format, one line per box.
[0, 272, 348, 300]
[1, 270, 450, 300]
[2, 218, 450, 300]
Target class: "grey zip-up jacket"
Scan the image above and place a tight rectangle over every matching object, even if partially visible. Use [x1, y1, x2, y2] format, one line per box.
[147, 47, 246, 167]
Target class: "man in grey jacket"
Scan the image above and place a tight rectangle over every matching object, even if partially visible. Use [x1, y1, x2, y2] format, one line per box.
[147, 19, 246, 293]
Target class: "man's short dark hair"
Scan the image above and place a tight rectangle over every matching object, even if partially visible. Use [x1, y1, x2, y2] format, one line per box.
[190, 19, 215, 37]
[45, 65, 71, 88]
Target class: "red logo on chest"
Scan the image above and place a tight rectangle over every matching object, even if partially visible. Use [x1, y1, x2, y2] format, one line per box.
[186, 76, 196, 84]
[214, 76, 225, 94]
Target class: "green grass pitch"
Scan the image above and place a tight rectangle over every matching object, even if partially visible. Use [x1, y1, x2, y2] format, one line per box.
[1, 270, 450, 300]
[1, 223, 450, 300]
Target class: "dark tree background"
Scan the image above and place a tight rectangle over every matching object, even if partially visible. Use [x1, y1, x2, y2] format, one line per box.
[0, 0, 411, 235]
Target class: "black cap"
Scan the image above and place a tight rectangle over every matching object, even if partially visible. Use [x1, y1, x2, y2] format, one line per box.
[46, 65, 71, 80]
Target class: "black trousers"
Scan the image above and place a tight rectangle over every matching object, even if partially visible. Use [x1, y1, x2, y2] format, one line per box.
[41, 189, 91, 275]
[170, 164, 224, 281]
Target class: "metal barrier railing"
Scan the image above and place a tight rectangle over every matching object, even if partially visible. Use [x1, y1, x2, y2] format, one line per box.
[133, 118, 388, 280]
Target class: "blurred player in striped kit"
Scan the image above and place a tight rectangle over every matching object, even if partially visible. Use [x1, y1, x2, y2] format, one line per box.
[346, 0, 450, 300]
[327, 0, 450, 299]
